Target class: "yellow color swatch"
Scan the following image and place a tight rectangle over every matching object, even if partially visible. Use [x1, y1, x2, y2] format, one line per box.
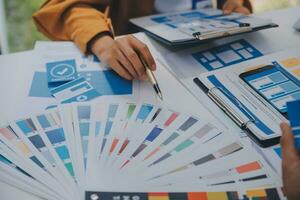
[16, 141, 31, 156]
[149, 193, 169, 200]
[149, 197, 169, 200]
[207, 192, 228, 200]
[281, 57, 300, 68]
[293, 69, 300, 77]
[246, 189, 267, 197]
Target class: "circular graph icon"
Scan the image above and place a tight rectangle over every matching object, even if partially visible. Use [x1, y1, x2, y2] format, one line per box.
[76, 95, 88, 102]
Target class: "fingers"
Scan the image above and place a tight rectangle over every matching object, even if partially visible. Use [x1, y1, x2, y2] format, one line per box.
[116, 39, 145, 78]
[223, 1, 238, 15]
[234, 7, 251, 15]
[115, 47, 139, 79]
[107, 59, 133, 80]
[280, 123, 299, 164]
[90, 34, 156, 81]
[223, 0, 250, 15]
[130, 35, 156, 71]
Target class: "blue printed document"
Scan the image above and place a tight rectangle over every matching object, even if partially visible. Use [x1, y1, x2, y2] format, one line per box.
[50, 77, 101, 103]
[194, 47, 300, 146]
[287, 100, 300, 148]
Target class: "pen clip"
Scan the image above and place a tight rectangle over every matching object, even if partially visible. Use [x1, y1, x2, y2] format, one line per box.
[208, 86, 255, 127]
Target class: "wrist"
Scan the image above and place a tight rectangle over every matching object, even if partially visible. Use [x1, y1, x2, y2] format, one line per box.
[88, 32, 114, 54]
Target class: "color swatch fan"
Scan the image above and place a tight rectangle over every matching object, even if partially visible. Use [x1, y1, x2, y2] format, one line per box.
[0, 100, 283, 200]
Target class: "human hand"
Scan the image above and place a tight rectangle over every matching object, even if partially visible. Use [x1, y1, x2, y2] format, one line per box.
[280, 123, 300, 200]
[91, 34, 156, 80]
[223, 0, 251, 15]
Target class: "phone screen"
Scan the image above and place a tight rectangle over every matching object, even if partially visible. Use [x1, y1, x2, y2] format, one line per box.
[241, 65, 300, 115]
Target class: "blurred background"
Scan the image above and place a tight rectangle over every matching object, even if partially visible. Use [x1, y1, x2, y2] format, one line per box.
[0, 0, 300, 54]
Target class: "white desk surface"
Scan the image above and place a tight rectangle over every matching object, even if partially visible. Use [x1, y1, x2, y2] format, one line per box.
[0, 6, 299, 200]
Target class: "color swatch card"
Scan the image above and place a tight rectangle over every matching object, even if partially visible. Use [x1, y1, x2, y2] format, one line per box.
[0, 99, 284, 200]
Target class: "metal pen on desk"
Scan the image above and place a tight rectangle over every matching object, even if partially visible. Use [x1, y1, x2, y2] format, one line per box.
[140, 56, 163, 101]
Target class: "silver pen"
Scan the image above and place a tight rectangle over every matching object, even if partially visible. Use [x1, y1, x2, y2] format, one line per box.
[140, 56, 163, 101]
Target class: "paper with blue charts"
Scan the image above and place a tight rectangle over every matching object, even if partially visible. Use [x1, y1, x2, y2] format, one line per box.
[163, 38, 264, 79]
[28, 41, 157, 109]
[46, 59, 78, 86]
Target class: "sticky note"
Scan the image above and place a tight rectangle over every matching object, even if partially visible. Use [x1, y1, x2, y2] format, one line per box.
[46, 59, 78, 85]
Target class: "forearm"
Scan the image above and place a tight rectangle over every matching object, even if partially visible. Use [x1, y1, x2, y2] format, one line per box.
[33, 0, 112, 53]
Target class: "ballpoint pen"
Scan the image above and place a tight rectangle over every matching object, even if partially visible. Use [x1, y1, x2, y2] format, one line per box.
[139, 55, 163, 101]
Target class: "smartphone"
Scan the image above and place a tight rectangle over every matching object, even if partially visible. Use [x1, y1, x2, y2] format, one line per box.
[240, 65, 300, 118]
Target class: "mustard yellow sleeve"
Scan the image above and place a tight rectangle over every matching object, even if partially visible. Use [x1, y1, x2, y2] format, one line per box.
[33, 0, 112, 53]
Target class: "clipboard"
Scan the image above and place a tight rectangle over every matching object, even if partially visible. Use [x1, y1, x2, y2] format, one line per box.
[193, 77, 280, 148]
[130, 9, 278, 47]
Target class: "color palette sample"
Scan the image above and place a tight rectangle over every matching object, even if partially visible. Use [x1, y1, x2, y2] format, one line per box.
[0, 101, 282, 200]
[148, 124, 217, 165]
[85, 188, 281, 200]
[77, 104, 91, 169]
[150, 142, 243, 180]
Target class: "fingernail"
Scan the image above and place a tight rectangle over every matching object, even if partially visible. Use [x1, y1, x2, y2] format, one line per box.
[140, 75, 148, 81]
[152, 64, 156, 70]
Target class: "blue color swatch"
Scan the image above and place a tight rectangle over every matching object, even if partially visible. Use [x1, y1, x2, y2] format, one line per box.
[78, 106, 91, 120]
[30, 156, 44, 168]
[37, 115, 51, 129]
[104, 121, 113, 136]
[79, 122, 89, 137]
[46, 128, 65, 144]
[16, 119, 36, 135]
[145, 127, 163, 142]
[55, 146, 70, 160]
[108, 104, 118, 119]
[29, 135, 46, 149]
[136, 105, 153, 121]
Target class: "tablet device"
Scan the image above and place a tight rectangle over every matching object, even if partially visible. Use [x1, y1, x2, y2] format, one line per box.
[239, 65, 300, 119]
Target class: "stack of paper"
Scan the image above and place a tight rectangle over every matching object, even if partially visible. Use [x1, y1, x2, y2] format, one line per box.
[0, 99, 283, 200]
